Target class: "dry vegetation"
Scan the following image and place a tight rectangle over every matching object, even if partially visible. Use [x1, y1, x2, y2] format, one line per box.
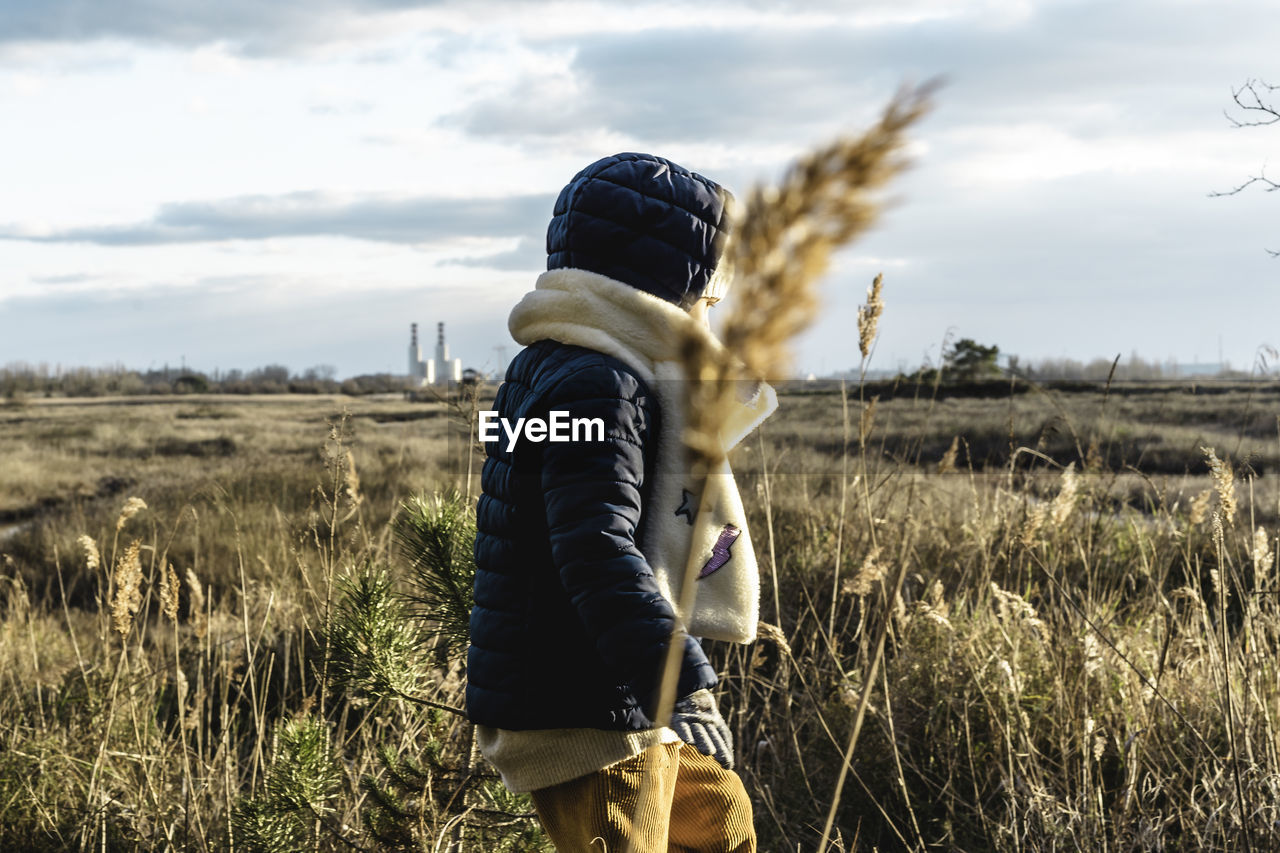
[2, 379, 1280, 851]
[6, 86, 1280, 852]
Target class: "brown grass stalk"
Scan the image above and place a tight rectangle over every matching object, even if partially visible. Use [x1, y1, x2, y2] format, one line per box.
[640, 82, 934, 848]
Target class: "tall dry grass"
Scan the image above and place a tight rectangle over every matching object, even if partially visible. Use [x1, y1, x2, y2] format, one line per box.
[2, 380, 1280, 850]
[721, 432, 1280, 851]
[0, 406, 506, 852]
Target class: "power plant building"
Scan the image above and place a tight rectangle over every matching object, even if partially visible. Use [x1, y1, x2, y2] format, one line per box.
[409, 322, 463, 386]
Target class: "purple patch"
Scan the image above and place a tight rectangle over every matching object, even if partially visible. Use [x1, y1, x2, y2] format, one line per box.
[698, 525, 741, 579]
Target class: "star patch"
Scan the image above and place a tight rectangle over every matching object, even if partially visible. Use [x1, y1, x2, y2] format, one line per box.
[675, 489, 695, 525]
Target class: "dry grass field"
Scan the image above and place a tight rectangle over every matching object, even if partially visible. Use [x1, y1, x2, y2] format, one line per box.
[2, 381, 1280, 851]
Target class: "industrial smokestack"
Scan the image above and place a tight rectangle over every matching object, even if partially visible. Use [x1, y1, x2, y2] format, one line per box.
[434, 322, 460, 384]
[409, 323, 426, 383]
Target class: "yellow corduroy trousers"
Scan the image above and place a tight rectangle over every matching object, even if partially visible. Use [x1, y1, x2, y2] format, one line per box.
[529, 741, 756, 853]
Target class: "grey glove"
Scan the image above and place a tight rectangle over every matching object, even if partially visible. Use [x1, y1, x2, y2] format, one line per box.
[671, 689, 734, 770]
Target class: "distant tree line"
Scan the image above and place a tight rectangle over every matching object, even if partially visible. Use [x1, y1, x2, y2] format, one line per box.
[1, 362, 409, 399]
[891, 341, 1260, 385]
[1010, 352, 1254, 382]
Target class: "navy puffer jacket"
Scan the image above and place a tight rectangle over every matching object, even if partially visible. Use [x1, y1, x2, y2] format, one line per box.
[468, 341, 717, 730]
[467, 153, 733, 731]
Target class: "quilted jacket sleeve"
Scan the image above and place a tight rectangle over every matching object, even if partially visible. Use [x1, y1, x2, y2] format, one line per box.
[539, 360, 716, 725]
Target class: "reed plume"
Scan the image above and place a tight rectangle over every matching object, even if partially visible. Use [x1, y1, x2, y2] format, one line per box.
[1202, 446, 1237, 524]
[857, 273, 885, 360]
[937, 436, 960, 475]
[344, 449, 362, 507]
[755, 620, 793, 656]
[679, 83, 934, 466]
[1254, 527, 1274, 579]
[843, 545, 885, 597]
[160, 562, 180, 623]
[115, 496, 147, 531]
[991, 583, 1045, 633]
[78, 534, 100, 571]
[111, 539, 143, 637]
[186, 567, 208, 640]
[1189, 489, 1212, 526]
[1021, 503, 1048, 549]
[1049, 462, 1079, 526]
[1211, 513, 1227, 593]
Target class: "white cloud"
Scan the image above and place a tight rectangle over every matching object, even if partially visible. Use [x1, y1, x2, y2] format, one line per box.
[0, 191, 554, 246]
[936, 124, 1257, 187]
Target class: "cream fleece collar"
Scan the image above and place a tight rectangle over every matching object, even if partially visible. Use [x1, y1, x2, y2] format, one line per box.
[509, 268, 772, 452]
[509, 268, 727, 386]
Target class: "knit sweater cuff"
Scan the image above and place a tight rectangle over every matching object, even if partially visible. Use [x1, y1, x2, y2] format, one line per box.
[476, 725, 681, 793]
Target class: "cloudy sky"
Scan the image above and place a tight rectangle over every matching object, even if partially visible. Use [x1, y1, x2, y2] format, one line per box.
[2, 0, 1278, 379]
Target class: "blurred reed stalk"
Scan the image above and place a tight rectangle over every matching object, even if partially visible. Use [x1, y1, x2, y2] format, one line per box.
[636, 83, 935, 848]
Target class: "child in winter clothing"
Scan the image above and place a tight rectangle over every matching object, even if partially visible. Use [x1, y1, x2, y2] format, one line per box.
[468, 152, 774, 851]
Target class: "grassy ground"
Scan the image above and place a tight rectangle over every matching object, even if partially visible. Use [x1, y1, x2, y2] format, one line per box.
[1, 382, 1278, 850]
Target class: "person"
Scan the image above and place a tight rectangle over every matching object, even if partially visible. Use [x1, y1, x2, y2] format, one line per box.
[468, 152, 775, 852]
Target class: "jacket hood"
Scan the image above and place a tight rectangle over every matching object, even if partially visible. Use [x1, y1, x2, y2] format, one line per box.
[546, 152, 734, 307]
